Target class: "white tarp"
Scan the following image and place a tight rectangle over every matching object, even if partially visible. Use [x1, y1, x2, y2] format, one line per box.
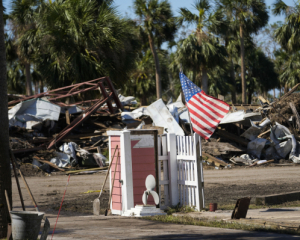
[147, 99, 184, 136]
[121, 107, 149, 120]
[219, 111, 262, 125]
[9, 98, 61, 129]
[270, 122, 292, 158]
[220, 110, 245, 124]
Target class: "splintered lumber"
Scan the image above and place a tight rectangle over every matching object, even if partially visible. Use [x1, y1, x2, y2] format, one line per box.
[33, 156, 65, 171]
[65, 110, 70, 125]
[276, 83, 300, 103]
[290, 102, 300, 130]
[202, 152, 227, 167]
[65, 167, 108, 174]
[202, 142, 246, 153]
[258, 96, 270, 105]
[216, 129, 249, 147]
[257, 129, 270, 138]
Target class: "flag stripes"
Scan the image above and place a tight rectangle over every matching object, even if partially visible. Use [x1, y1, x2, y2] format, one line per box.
[180, 72, 230, 140]
[188, 93, 230, 139]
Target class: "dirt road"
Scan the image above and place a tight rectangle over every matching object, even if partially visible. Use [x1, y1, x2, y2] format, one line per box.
[11, 166, 300, 214]
[204, 165, 300, 205]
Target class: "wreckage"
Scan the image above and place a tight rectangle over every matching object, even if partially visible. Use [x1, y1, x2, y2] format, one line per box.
[8, 79, 300, 175]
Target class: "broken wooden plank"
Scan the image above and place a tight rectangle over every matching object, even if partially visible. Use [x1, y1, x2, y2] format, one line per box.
[257, 129, 270, 138]
[290, 102, 300, 131]
[202, 152, 227, 167]
[66, 110, 70, 125]
[33, 156, 65, 171]
[216, 129, 249, 147]
[258, 96, 270, 105]
[65, 167, 108, 174]
[202, 142, 246, 153]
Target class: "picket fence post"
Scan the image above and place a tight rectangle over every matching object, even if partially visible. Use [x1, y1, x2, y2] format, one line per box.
[167, 133, 178, 206]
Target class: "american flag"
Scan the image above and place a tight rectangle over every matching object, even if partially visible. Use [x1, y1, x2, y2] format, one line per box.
[180, 72, 230, 140]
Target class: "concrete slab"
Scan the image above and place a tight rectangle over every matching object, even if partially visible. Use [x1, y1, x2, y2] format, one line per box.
[47, 214, 300, 240]
[256, 191, 300, 205]
[175, 207, 300, 230]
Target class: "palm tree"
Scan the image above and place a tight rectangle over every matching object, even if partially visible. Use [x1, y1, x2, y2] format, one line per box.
[29, 0, 140, 90]
[247, 48, 278, 103]
[10, 0, 40, 95]
[134, 0, 177, 99]
[273, 0, 300, 52]
[178, 0, 227, 93]
[217, 0, 269, 104]
[275, 49, 300, 93]
[0, 1, 12, 237]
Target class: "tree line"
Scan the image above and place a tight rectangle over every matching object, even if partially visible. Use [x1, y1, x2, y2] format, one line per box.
[3, 0, 300, 105]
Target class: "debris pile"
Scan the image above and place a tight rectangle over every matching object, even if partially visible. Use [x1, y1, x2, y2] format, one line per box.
[9, 78, 300, 174]
[9, 77, 130, 175]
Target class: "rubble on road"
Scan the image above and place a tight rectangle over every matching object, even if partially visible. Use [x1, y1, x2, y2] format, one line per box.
[8, 78, 300, 174]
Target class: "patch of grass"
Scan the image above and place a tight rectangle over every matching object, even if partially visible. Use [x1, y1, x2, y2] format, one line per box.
[165, 204, 196, 215]
[143, 215, 300, 236]
[216, 201, 300, 211]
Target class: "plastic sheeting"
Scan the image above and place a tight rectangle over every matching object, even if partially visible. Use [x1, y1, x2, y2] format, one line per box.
[147, 99, 184, 136]
[247, 138, 268, 159]
[270, 123, 292, 159]
[9, 98, 61, 129]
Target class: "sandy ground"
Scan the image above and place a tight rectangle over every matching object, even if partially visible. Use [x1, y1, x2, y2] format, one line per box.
[11, 165, 300, 215]
[9, 166, 300, 239]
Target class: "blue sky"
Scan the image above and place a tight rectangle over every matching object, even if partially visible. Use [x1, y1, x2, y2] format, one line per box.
[113, 0, 294, 23]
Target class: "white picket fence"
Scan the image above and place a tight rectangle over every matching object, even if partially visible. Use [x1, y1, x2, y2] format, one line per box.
[157, 133, 205, 211]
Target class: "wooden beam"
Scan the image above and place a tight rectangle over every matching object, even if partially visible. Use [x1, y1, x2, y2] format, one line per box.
[65, 110, 70, 125]
[216, 129, 249, 147]
[202, 152, 227, 167]
[33, 156, 65, 171]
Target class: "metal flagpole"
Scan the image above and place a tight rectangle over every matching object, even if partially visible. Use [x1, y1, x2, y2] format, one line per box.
[180, 68, 205, 210]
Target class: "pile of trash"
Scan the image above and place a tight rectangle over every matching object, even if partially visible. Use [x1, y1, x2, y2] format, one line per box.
[121, 85, 300, 168]
[9, 78, 300, 174]
[9, 77, 138, 175]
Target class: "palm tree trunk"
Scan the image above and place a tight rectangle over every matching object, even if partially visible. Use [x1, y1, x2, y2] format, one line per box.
[240, 25, 246, 104]
[284, 83, 289, 93]
[0, 3, 12, 237]
[148, 34, 162, 99]
[34, 80, 39, 94]
[230, 60, 236, 104]
[141, 95, 147, 106]
[201, 67, 208, 93]
[25, 62, 33, 96]
[39, 79, 44, 93]
[248, 89, 253, 104]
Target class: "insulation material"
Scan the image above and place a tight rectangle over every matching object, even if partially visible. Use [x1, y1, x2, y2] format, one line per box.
[147, 99, 184, 136]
